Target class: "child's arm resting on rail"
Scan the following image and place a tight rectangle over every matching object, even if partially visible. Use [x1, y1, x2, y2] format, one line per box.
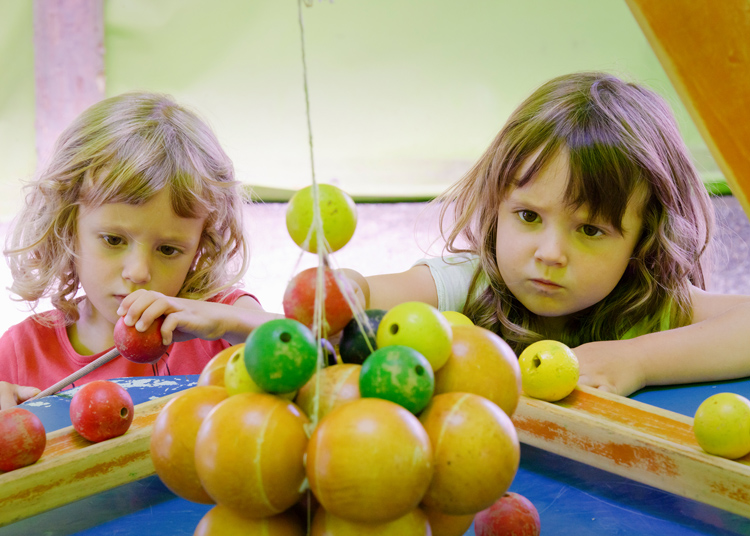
[118, 290, 283, 347]
[576, 288, 750, 396]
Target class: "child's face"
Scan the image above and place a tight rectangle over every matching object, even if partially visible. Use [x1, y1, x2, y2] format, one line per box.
[75, 188, 206, 328]
[495, 149, 644, 332]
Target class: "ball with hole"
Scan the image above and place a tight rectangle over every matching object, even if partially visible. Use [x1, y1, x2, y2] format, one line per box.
[359, 345, 434, 414]
[244, 318, 318, 393]
[376, 301, 453, 371]
[70, 380, 134, 442]
[518, 340, 579, 402]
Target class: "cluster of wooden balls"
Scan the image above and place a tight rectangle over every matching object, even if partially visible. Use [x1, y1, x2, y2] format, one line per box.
[148, 185, 524, 535]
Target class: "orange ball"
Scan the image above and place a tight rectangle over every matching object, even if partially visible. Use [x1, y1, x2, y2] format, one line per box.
[306, 398, 433, 524]
[419, 392, 520, 515]
[149, 386, 228, 503]
[295, 364, 361, 421]
[435, 325, 521, 416]
[311, 507, 431, 535]
[195, 393, 309, 517]
[197, 345, 243, 387]
[423, 506, 475, 536]
[194, 505, 305, 536]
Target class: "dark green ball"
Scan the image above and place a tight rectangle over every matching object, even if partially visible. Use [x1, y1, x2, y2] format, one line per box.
[338, 309, 386, 365]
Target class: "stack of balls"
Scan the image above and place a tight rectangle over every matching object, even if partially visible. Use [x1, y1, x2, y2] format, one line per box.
[148, 185, 525, 535]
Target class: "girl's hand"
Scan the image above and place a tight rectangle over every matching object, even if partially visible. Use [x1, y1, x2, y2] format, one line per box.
[574, 339, 647, 397]
[0, 381, 41, 410]
[117, 290, 273, 346]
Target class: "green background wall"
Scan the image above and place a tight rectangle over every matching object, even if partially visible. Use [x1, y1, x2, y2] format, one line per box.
[0, 0, 722, 216]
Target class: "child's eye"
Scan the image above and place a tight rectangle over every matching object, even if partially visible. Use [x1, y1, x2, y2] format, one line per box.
[102, 235, 124, 247]
[581, 224, 604, 237]
[158, 245, 181, 257]
[517, 210, 539, 223]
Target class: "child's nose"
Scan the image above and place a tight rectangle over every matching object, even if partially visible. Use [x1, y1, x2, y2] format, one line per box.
[122, 251, 152, 285]
[535, 229, 568, 267]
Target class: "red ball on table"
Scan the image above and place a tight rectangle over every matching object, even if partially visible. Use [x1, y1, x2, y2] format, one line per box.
[474, 492, 541, 536]
[70, 380, 134, 442]
[113, 316, 168, 364]
[0, 407, 46, 471]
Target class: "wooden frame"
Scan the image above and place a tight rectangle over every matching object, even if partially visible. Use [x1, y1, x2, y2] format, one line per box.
[0, 392, 178, 527]
[513, 385, 750, 518]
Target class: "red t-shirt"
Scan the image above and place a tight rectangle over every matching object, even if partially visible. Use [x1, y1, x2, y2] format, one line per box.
[0, 289, 256, 390]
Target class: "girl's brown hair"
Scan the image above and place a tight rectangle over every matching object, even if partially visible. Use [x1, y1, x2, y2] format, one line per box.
[5, 92, 249, 323]
[439, 72, 714, 352]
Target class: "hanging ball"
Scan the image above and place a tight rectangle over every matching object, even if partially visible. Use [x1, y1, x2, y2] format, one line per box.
[306, 398, 433, 524]
[419, 392, 520, 516]
[283, 266, 355, 337]
[244, 319, 318, 393]
[286, 184, 358, 253]
[339, 309, 387, 364]
[359, 345, 435, 414]
[435, 325, 521, 417]
[295, 363, 361, 421]
[376, 302, 453, 371]
[194, 393, 310, 518]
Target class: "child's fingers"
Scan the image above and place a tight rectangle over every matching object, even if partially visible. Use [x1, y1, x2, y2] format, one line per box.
[0, 382, 20, 410]
[18, 385, 41, 402]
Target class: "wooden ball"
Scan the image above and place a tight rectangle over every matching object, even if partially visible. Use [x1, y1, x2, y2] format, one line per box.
[195, 393, 309, 517]
[149, 386, 228, 503]
[194, 505, 305, 535]
[295, 364, 361, 421]
[419, 392, 520, 515]
[311, 507, 430, 535]
[306, 398, 433, 524]
[435, 325, 521, 417]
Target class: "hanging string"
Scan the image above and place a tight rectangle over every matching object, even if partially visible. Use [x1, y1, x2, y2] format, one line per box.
[296, 0, 327, 440]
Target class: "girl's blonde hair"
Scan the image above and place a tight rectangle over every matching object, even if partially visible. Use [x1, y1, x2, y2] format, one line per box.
[6, 92, 249, 323]
[440, 72, 714, 352]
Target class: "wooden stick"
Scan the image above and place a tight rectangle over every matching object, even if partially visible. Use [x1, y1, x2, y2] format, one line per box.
[0, 391, 180, 527]
[28, 347, 122, 401]
[512, 385, 750, 519]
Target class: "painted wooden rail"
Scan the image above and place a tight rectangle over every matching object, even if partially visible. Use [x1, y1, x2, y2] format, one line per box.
[512, 385, 750, 519]
[0, 392, 180, 527]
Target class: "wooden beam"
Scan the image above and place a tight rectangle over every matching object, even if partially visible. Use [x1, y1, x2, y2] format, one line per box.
[33, 0, 105, 166]
[0, 392, 178, 527]
[512, 385, 750, 518]
[624, 0, 750, 217]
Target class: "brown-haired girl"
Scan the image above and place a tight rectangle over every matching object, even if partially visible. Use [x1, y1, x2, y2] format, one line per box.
[0, 92, 279, 409]
[346, 71, 750, 396]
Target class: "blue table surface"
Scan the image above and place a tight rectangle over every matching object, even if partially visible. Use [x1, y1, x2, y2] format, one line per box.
[2, 376, 750, 535]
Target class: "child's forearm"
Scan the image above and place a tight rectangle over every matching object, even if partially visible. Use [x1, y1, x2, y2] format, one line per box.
[634, 301, 750, 387]
[219, 307, 285, 346]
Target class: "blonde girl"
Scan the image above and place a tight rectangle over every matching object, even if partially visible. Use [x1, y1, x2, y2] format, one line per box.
[0, 92, 278, 409]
